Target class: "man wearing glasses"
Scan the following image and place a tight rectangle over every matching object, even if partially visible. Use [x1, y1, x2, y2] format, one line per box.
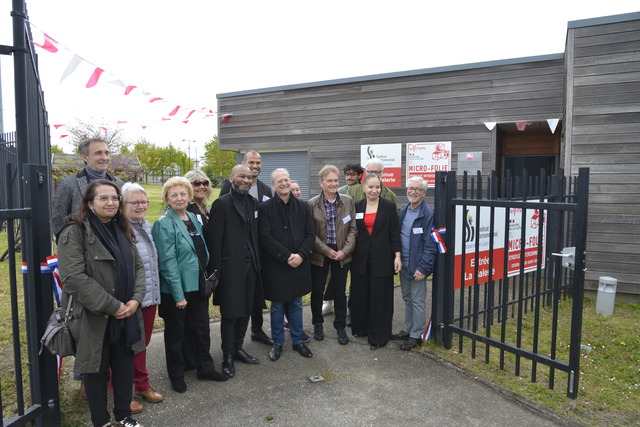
[391, 176, 437, 350]
[52, 138, 124, 235]
[346, 158, 397, 206]
[338, 163, 364, 195]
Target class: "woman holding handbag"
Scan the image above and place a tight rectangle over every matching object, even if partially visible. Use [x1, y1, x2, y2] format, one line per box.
[57, 179, 145, 427]
[151, 177, 228, 394]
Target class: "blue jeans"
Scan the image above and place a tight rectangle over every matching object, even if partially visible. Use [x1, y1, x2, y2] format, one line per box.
[399, 262, 427, 339]
[271, 297, 303, 345]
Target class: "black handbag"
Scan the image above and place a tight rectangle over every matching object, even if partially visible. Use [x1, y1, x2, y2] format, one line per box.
[197, 254, 217, 299]
[40, 295, 76, 357]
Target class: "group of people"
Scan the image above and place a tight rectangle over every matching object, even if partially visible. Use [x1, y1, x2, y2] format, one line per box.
[53, 139, 437, 427]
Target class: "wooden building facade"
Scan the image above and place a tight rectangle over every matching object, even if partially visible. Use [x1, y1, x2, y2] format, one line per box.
[216, 12, 640, 297]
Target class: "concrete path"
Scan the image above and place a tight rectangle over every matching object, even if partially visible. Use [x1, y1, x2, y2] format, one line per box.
[133, 286, 579, 427]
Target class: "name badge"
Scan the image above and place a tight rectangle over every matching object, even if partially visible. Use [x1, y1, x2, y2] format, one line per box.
[342, 215, 352, 224]
[255, 211, 259, 218]
[413, 227, 424, 234]
[196, 214, 204, 225]
[355, 212, 364, 220]
[262, 195, 271, 202]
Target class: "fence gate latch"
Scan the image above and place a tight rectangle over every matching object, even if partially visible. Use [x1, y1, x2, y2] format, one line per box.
[552, 247, 575, 270]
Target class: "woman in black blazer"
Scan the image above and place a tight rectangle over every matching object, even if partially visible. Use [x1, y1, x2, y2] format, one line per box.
[350, 174, 401, 350]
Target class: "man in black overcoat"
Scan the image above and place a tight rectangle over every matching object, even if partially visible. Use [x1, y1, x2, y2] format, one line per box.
[219, 150, 274, 346]
[206, 164, 266, 377]
[258, 169, 315, 361]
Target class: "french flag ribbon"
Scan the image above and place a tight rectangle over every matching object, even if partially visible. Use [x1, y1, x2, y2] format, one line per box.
[431, 226, 447, 253]
[421, 316, 433, 341]
[47, 255, 64, 380]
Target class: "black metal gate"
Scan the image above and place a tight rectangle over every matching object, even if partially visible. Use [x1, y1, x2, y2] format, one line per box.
[432, 168, 589, 399]
[0, 1, 59, 425]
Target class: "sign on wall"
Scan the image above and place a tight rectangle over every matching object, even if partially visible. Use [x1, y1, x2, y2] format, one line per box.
[453, 205, 547, 289]
[457, 151, 483, 176]
[406, 142, 451, 187]
[360, 144, 402, 188]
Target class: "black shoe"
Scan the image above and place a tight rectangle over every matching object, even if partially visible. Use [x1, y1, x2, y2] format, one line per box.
[370, 343, 386, 350]
[269, 345, 283, 361]
[337, 328, 349, 345]
[170, 377, 187, 393]
[251, 329, 274, 346]
[234, 348, 260, 364]
[222, 353, 235, 378]
[391, 330, 409, 340]
[400, 338, 419, 351]
[197, 370, 230, 381]
[292, 343, 313, 358]
[313, 324, 324, 341]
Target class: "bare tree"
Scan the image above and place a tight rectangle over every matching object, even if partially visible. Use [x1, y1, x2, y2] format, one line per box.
[65, 119, 130, 154]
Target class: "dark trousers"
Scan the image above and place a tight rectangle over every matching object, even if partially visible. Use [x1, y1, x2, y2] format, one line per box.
[161, 291, 214, 381]
[311, 260, 350, 329]
[250, 304, 264, 333]
[84, 322, 134, 426]
[221, 316, 250, 355]
[350, 268, 394, 346]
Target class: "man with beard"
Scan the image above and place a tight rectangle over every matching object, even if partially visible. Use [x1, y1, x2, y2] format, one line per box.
[206, 165, 266, 377]
[219, 150, 273, 346]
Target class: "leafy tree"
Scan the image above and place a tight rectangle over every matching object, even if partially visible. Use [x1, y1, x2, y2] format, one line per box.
[130, 139, 193, 180]
[51, 144, 65, 154]
[201, 136, 236, 186]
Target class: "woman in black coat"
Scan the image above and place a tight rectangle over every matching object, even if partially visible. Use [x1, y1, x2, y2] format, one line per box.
[259, 169, 316, 361]
[350, 174, 401, 350]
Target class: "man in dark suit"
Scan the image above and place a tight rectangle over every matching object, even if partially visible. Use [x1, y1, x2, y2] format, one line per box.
[51, 138, 124, 235]
[206, 165, 266, 377]
[219, 150, 273, 346]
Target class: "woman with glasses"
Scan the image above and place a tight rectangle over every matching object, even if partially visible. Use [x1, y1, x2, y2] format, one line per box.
[184, 170, 213, 230]
[57, 179, 145, 427]
[121, 183, 163, 414]
[152, 177, 228, 394]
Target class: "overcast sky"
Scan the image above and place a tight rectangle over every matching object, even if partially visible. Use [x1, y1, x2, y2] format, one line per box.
[1, 1, 638, 158]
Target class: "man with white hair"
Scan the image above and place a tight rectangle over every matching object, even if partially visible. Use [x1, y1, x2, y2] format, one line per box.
[346, 158, 397, 205]
[391, 176, 437, 350]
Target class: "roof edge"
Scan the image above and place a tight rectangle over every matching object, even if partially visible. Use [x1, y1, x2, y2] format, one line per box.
[217, 53, 564, 99]
[568, 11, 640, 29]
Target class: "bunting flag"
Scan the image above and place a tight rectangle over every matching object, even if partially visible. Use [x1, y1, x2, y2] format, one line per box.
[29, 25, 229, 126]
[421, 316, 432, 341]
[431, 226, 447, 253]
[515, 121, 528, 131]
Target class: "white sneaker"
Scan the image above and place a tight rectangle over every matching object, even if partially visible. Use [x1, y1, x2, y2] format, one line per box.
[322, 300, 334, 315]
[116, 417, 143, 427]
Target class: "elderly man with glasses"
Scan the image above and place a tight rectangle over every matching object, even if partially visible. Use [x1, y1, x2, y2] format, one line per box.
[391, 176, 437, 350]
[346, 158, 397, 206]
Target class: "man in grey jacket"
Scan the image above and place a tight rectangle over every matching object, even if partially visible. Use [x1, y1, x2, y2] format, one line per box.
[51, 138, 124, 235]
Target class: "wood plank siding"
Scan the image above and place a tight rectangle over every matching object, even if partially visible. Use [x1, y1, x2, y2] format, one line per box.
[566, 14, 640, 293]
[217, 12, 640, 296]
[218, 58, 564, 205]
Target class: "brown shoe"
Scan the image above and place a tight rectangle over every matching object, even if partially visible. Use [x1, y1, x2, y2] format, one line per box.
[135, 388, 164, 403]
[130, 399, 144, 414]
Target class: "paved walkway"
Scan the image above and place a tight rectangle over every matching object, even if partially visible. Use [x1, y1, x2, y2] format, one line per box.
[133, 286, 579, 427]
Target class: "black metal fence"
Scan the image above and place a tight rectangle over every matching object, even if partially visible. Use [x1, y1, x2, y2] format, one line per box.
[432, 168, 589, 399]
[0, 1, 59, 425]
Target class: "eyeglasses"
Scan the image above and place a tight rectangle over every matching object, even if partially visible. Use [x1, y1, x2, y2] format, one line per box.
[192, 180, 209, 187]
[96, 195, 121, 202]
[366, 170, 382, 175]
[126, 200, 149, 207]
[407, 187, 425, 193]
[169, 192, 189, 199]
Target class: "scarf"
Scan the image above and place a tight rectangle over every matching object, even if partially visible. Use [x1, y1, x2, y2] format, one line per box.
[89, 215, 141, 348]
[85, 166, 107, 181]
